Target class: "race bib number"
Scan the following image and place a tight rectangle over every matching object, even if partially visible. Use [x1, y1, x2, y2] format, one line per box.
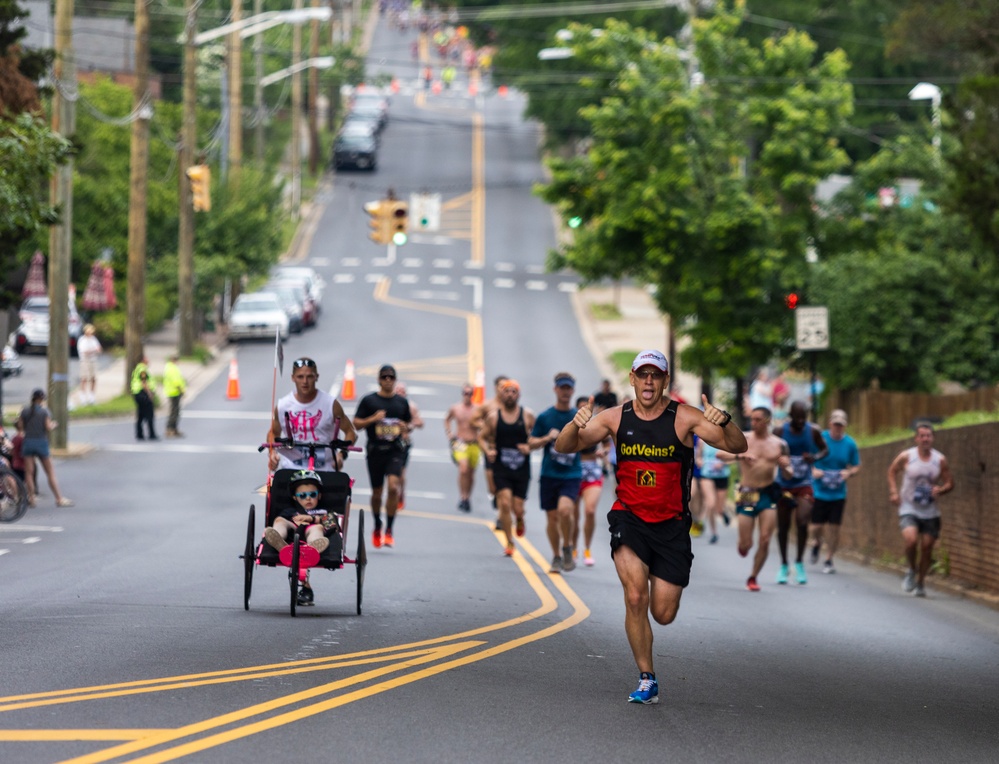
[375, 417, 404, 441]
[913, 480, 933, 505]
[549, 447, 576, 467]
[820, 471, 844, 491]
[499, 447, 526, 471]
[789, 455, 810, 481]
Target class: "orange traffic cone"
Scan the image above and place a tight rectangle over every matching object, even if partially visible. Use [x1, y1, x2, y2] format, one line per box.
[226, 358, 241, 400]
[472, 367, 485, 405]
[341, 359, 356, 401]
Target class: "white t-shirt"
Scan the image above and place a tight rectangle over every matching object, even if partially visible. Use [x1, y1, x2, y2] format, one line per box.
[898, 447, 944, 520]
[77, 334, 102, 360]
[274, 389, 341, 470]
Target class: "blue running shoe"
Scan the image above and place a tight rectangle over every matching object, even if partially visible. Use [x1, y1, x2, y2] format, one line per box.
[628, 673, 659, 705]
[794, 561, 807, 585]
[776, 564, 789, 584]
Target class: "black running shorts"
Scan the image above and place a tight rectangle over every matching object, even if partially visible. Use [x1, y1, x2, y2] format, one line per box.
[608, 509, 693, 587]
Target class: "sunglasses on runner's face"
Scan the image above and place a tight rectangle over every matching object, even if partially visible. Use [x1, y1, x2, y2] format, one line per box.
[295, 491, 319, 499]
[293, 359, 317, 369]
[381, 374, 396, 380]
[634, 369, 665, 380]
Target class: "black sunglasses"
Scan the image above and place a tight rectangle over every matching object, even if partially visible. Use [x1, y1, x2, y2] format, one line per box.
[380, 374, 396, 380]
[293, 358, 317, 369]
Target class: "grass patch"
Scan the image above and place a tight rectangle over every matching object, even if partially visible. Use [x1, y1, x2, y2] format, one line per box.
[610, 350, 639, 375]
[68, 394, 137, 420]
[590, 302, 623, 321]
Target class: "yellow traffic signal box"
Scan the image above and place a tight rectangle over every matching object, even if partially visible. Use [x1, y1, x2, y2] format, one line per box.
[186, 164, 211, 212]
[365, 200, 391, 244]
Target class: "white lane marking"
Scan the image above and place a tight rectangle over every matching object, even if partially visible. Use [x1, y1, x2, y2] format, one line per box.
[410, 291, 459, 301]
[0, 550, 8, 556]
[22, 537, 41, 544]
[461, 276, 482, 311]
[351, 488, 447, 500]
[365, 273, 386, 282]
[309, 257, 331, 266]
[558, 282, 578, 292]
[0, 525, 64, 533]
[526, 264, 544, 274]
[402, 258, 423, 268]
[183, 411, 272, 420]
[333, 274, 354, 284]
[432, 258, 454, 269]
[464, 260, 484, 270]
[397, 274, 419, 284]
[341, 257, 361, 267]
[428, 275, 451, 285]
[495, 262, 515, 272]
[102, 444, 261, 454]
[526, 280, 548, 291]
[494, 278, 515, 289]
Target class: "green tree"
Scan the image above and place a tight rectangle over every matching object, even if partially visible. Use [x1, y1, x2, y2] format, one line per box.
[538, 5, 852, 381]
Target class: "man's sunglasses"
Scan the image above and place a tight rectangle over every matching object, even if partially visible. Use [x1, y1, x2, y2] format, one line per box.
[293, 359, 317, 369]
[295, 491, 319, 499]
[380, 374, 396, 380]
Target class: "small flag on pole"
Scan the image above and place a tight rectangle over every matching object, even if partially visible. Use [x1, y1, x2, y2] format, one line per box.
[275, 328, 284, 376]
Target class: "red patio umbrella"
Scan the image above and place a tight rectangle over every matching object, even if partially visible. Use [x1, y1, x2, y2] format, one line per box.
[82, 261, 117, 311]
[21, 251, 47, 299]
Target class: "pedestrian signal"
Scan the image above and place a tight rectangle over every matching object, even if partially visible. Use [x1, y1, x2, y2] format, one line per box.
[186, 164, 211, 212]
[785, 292, 799, 310]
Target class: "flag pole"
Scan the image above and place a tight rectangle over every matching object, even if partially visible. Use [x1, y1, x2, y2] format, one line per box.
[269, 327, 283, 468]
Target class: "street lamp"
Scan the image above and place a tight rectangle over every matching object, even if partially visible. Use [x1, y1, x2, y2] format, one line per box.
[908, 81, 941, 152]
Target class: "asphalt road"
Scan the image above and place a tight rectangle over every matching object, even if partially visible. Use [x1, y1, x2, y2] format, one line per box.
[0, 18, 996, 764]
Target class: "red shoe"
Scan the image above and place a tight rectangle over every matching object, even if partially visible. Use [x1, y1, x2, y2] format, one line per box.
[746, 577, 761, 592]
[372, 529, 383, 549]
[515, 517, 525, 537]
[384, 529, 394, 548]
[397, 494, 405, 510]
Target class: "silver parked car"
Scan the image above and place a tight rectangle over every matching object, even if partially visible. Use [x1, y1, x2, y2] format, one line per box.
[227, 293, 290, 342]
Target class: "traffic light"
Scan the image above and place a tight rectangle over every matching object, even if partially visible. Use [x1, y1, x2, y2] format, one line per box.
[365, 200, 391, 244]
[389, 201, 409, 245]
[186, 164, 211, 212]
[567, 215, 583, 229]
[785, 292, 799, 310]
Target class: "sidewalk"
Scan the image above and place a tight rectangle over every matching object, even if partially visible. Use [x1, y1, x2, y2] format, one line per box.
[58, 320, 234, 456]
[572, 284, 700, 400]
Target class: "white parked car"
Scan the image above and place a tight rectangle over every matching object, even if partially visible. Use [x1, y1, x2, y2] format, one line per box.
[274, 266, 325, 307]
[228, 293, 289, 342]
[13, 295, 83, 356]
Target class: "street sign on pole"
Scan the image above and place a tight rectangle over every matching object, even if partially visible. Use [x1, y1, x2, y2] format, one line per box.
[409, 192, 441, 231]
[795, 306, 829, 351]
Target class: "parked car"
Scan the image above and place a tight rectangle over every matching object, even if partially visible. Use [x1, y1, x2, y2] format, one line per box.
[227, 293, 289, 342]
[2, 345, 23, 378]
[333, 132, 378, 171]
[350, 89, 389, 124]
[274, 266, 325, 306]
[257, 288, 304, 334]
[13, 296, 82, 356]
[268, 275, 319, 323]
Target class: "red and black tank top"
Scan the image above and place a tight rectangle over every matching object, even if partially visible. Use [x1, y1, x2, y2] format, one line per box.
[612, 400, 693, 523]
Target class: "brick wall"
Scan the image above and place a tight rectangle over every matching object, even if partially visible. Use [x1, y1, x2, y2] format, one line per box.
[841, 423, 999, 596]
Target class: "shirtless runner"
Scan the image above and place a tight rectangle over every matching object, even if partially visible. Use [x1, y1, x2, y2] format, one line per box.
[720, 406, 791, 591]
[445, 383, 480, 512]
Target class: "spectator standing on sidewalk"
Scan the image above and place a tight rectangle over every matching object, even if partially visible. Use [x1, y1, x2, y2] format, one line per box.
[888, 423, 954, 597]
[17, 389, 73, 508]
[130, 356, 158, 441]
[809, 409, 861, 573]
[163, 354, 187, 438]
[76, 324, 102, 405]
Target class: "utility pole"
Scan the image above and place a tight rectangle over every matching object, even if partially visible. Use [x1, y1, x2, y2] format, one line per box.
[253, 0, 265, 163]
[307, 0, 321, 176]
[125, 0, 152, 386]
[290, 0, 302, 219]
[177, 0, 198, 356]
[228, 0, 243, 176]
[48, 0, 75, 449]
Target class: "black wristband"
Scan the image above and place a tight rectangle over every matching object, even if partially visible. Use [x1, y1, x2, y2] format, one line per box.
[717, 411, 732, 428]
